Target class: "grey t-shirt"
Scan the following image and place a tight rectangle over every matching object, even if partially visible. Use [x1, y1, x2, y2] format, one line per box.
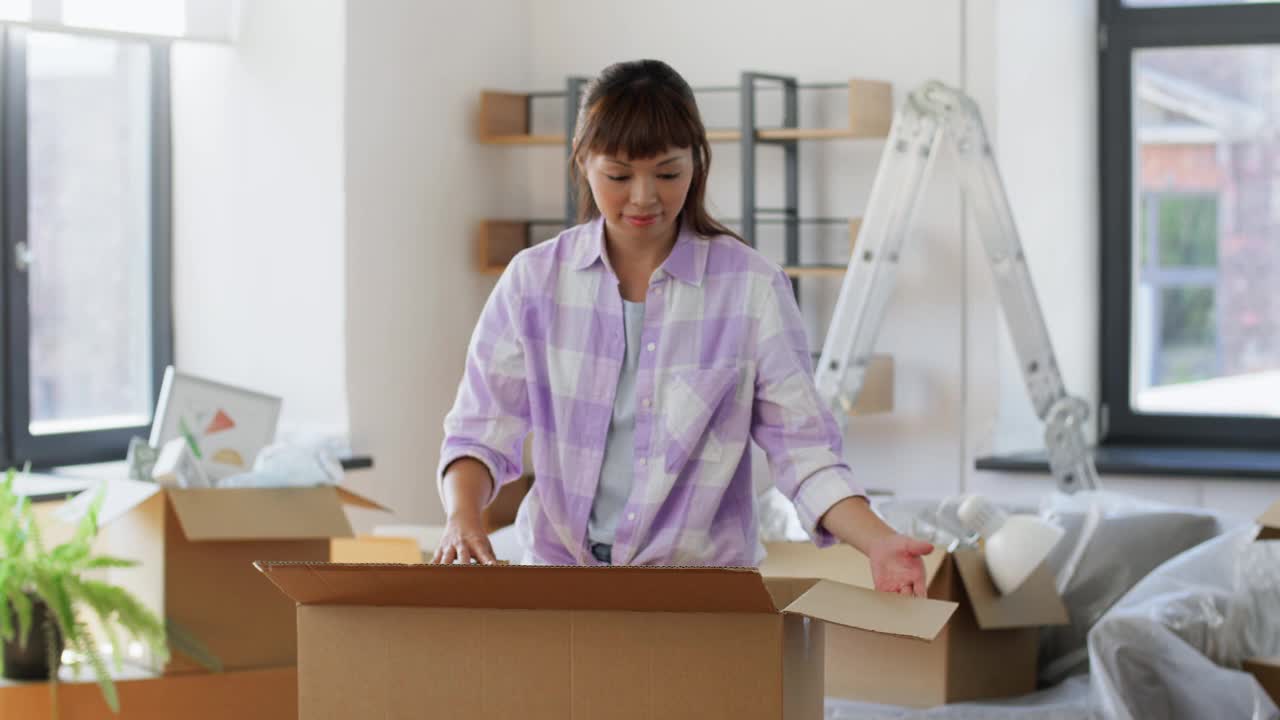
[587, 299, 645, 545]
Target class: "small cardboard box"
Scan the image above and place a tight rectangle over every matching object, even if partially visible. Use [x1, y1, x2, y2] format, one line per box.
[58, 479, 386, 674]
[1244, 657, 1280, 706]
[1243, 504, 1280, 705]
[257, 562, 961, 720]
[761, 541, 1069, 708]
[1257, 500, 1280, 540]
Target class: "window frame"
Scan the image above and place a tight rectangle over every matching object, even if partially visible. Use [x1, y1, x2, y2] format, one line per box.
[0, 25, 173, 468]
[1098, 0, 1280, 448]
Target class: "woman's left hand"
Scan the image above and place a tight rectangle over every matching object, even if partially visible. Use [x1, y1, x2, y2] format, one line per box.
[867, 533, 934, 597]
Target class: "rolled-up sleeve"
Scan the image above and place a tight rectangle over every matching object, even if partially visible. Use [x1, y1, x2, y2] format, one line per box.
[438, 256, 532, 507]
[750, 268, 864, 546]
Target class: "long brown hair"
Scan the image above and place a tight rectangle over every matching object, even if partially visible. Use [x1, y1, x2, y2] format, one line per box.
[569, 59, 744, 242]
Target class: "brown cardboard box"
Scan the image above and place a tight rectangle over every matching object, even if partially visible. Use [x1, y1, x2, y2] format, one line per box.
[1257, 500, 1280, 540]
[1242, 504, 1280, 705]
[761, 541, 1069, 708]
[1244, 657, 1280, 706]
[58, 479, 385, 674]
[257, 562, 961, 720]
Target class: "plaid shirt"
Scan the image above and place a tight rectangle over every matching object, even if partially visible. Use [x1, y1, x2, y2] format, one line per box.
[439, 216, 862, 566]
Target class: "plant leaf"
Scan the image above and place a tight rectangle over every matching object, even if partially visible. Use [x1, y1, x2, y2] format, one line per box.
[0, 589, 13, 642]
[71, 577, 168, 666]
[165, 618, 220, 672]
[9, 589, 32, 650]
[81, 556, 139, 571]
[72, 622, 118, 712]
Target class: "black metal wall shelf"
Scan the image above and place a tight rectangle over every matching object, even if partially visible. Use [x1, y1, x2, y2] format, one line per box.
[474, 72, 891, 279]
[472, 71, 896, 415]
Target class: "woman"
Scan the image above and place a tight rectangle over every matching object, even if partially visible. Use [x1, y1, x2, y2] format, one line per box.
[434, 59, 932, 596]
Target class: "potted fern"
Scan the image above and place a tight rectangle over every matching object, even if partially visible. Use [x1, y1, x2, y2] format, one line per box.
[0, 468, 168, 714]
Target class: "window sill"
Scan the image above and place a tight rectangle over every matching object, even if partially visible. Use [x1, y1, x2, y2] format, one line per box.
[975, 445, 1280, 479]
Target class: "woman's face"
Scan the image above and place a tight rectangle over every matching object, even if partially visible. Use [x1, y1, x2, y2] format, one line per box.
[584, 147, 694, 248]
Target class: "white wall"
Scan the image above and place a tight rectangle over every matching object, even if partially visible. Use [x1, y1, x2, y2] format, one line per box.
[988, 0, 1100, 456]
[343, 0, 533, 525]
[170, 0, 349, 439]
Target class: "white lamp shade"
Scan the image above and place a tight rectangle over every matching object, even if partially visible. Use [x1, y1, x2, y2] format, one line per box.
[985, 514, 1065, 595]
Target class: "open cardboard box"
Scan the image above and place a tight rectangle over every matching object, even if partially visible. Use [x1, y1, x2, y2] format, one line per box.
[257, 562, 960, 720]
[1244, 500, 1280, 703]
[1257, 499, 1280, 541]
[1245, 657, 1280, 707]
[57, 479, 386, 674]
[760, 540, 1068, 707]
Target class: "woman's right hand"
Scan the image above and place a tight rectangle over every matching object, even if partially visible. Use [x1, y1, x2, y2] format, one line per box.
[430, 509, 497, 564]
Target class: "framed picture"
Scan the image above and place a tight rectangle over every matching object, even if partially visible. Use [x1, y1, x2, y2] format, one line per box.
[149, 366, 282, 479]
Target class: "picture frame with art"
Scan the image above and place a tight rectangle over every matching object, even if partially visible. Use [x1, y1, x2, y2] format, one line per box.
[149, 367, 282, 482]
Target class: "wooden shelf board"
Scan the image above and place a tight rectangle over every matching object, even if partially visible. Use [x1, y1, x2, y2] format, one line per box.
[706, 129, 741, 142]
[760, 128, 867, 141]
[477, 220, 530, 273]
[479, 134, 564, 146]
[477, 128, 886, 145]
[477, 78, 893, 146]
[848, 353, 894, 416]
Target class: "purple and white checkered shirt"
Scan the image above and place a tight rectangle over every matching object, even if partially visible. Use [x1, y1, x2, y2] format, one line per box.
[439, 216, 863, 566]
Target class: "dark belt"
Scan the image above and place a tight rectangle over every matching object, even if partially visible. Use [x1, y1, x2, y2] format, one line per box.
[590, 542, 612, 565]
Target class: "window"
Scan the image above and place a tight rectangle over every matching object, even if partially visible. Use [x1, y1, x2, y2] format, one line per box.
[1136, 192, 1219, 390]
[1100, 1, 1280, 446]
[2, 26, 172, 467]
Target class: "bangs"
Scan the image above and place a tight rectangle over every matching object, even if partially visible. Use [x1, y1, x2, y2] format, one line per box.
[578, 81, 701, 160]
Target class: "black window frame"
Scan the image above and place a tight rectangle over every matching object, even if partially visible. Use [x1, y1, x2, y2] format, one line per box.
[1099, 0, 1280, 449]
[0, 26, 173, 469]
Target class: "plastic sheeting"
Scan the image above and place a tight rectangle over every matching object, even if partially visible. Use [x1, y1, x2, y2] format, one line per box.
[1089, 528, 1280, 720]
[218, 442, 346, 489]
[1037, 491, 1225, 684]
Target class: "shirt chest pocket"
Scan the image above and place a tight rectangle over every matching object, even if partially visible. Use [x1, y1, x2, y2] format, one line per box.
[659, 367, 742, 474]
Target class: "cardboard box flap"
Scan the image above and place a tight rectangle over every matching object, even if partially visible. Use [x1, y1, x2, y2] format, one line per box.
[952, 548, 1069, 629]
[55, 478, 162, 527]
[762, 576, 821, 610]
[1258, 501, 1280, 540]
[1247, 656, 1280, 670]
[778, 577, 957, 641]
[256, 562, 783, 613]
[168, 486, 354, 541]
[335, 486, 389, 512]
[1244, 657, 1280, 705]
[760, 542, 948, 590]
